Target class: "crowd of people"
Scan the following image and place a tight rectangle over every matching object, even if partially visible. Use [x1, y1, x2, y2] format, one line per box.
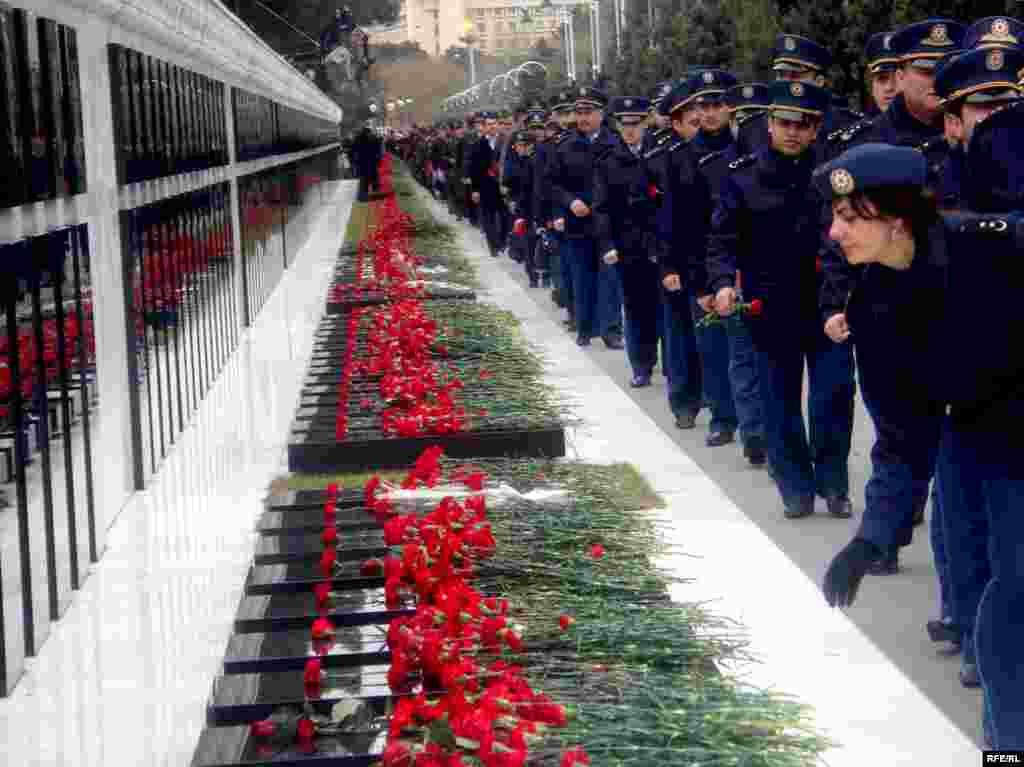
[388, 17, 1024, 750]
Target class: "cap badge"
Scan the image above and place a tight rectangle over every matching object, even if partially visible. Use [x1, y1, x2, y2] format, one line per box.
[988, 49, 1005, 71]
[624, 98, 633, 108]
[742, 85, 754, 99]
[926, 24, 951, 46]
[790, 82, 805, 97]
[830, 168, 855, 196]
[883, 33, 892, 50]
[784, 36, 797, 51]
[984, 18, 1019, 44]
[703, 71, 715, 83]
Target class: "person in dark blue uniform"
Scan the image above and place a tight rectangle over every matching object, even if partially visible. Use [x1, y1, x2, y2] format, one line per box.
[863, 32, 901, 117]
[708, 81, 855, 519]
[593, 96, 661, 387]
[653, 78, 709, 429]
[827, 20, 966, 175]
[504, 129, 539, 285]
[543, 88, 580, 331]
[686, 70, 741, 448]
[468, 112, 505, 257]
[700, 82, 772, 466]
[819, 124, 1024, 749]
[930, 45, 1023, 691]
[545, 86, 624, 349]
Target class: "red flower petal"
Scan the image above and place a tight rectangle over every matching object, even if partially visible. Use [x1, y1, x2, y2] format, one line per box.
[590, 543, 606, 560]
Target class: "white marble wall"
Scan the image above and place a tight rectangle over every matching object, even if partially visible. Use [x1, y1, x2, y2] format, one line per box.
[0, 0, 341, 694]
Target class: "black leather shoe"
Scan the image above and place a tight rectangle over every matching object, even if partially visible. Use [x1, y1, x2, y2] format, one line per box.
[867, 547, 899, 575]
[926, 618, 960, 644]
[705, 430, 735, 447]
[602, 335, 624, 350]
[576, 336, 591, 347]
[564, 320, 577, 333]
[528, 275, 539, 288]
[674, 411, 697, 430]
[825, 495, 854, 518]
[784, 497, 815, 519]
[959, 662, 981, 688]
[744, 437, 767, 466]
[629, 375, 652, 388]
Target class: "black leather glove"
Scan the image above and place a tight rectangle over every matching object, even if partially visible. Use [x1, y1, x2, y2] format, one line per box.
[823, 537, 882, 608]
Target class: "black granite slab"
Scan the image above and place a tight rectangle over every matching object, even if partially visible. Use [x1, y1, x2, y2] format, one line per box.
[245, 561, 384, 596]
[257, 509, 381, 535]
[288, 425, 567, 473]
[223, 628, 390, 674]
[192, 723, 385, 766]
[254, 530, 387, 565]
[267, 490, 367, 511]
[208, 670, 393, 725]
[234, 590, 413, 634]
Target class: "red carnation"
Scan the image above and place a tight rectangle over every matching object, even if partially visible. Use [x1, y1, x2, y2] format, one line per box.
[561, 747, 591, 767]
[320, 547, 337, 576]
[382, 741, 413, 767]
[303, 657, 323, 686]
[314, 582, 331, 609]
[361, 558, 384, 576]
[311, 616, 335, 640]
[250, 719, 275, 738]
[648, 184, 660, 200]
[321, 526, 338, 546]
[559, 614, 575, 632]
[464, 472, 487, 491]
[749, 298, 764, 317]
[590, 543, 606, 560]
[297, 717, 316, 744]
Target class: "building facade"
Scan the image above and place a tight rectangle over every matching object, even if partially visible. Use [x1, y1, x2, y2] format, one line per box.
[368, 0, 578, 57]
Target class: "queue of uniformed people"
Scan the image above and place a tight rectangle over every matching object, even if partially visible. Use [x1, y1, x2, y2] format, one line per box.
[392, 14, 1024, 749]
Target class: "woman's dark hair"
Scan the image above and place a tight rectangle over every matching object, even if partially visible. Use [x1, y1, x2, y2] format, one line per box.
[847, 184, 940, 242]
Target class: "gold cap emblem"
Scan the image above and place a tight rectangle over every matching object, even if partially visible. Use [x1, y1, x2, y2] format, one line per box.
[926, 24, 951, 46]
[830, 168, 855, 195]
[784, 36, 797, 51]
[790, 82, 804, 97]
[993, 18, 1010, 37]
[742, 85, 754, 99]
[982, 18, 1019, 45]
[988, 49, 1006, 71]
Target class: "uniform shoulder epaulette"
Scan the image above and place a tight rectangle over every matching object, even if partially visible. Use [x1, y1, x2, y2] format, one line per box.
[668, 139, 689, 154]
[728, 153, 756, 171]
[829, 118, 873, 145]
[698, 150, 724, 168]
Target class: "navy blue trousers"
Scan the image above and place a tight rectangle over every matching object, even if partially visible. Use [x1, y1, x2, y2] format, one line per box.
[566, 238, 621, 339]
[618, 258, 660, 377]
[693, 301, 738, 434]
[726, 315, 764, 446]
[937, 423, 1024, 748]
[856, 358, 943, 549]
[662, 288, 703, 417]
[755, 324, 855, 505]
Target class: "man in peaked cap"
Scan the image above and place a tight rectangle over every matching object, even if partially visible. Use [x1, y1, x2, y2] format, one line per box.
[467, 111, 505, 257]
[865, 31, 901, 115]
[594, 96, 661, 386]
[964, 16, 1024, 51]
[684, 68, 742, 449]
[936, 46, 1024, 208]
[773, 33, 862, 137]
[653, 76, 712, 430]
[708, 80, 855, 520]
[830, 20, 966, 177]
[544, 86, 623, 349]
